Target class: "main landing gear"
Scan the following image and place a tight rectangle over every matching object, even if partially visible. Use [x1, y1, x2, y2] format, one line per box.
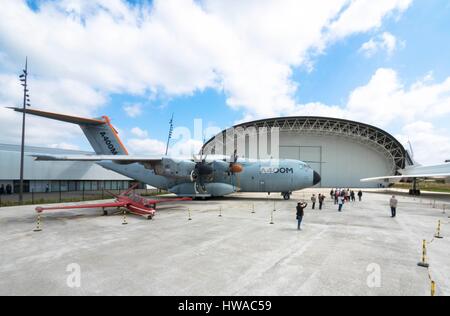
[408, 178, 421, 195]
[282, 192, 292, 200]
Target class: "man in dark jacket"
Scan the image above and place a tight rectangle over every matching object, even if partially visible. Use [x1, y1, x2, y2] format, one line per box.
[357, 190, 363, 201]
[296, 201, 308, 230]
[318, 194, 325, 210]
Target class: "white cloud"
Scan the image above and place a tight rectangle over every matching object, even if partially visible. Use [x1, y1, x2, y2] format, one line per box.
[396, 122, 450, 165]
[328, 0, 411, 39]
[359, 32, 401, 57]
[126, 135, 203, 157]
[345, 68, 450, 127]
[170, 138, 203, 158]
[123, 104, 142, 118]
[0, 74, 99, 147]
[130, 126, 148, 138]
[48, 142, 81, 150]
[0, 0, 413, 122]
[127, 137, 166, 156]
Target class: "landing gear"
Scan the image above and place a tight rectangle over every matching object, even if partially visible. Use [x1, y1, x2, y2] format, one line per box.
[282, 192, 291, 200]
[409, 178, 421, 195]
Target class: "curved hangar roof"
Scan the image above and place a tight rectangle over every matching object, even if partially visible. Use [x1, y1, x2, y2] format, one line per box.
[203, 116, 411, 174]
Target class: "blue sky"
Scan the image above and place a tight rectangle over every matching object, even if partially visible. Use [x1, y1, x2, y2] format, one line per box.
[1, 0, 450, 163]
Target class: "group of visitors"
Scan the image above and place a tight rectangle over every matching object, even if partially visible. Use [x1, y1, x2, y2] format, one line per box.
[295, 189, 399, 230]
[0, 184, 12, 195]
[310, 193, 326, 210]
[330, 188, 363, 204]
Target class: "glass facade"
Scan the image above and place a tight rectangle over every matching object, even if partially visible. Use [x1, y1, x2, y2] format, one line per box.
[28, 180, 130, 193]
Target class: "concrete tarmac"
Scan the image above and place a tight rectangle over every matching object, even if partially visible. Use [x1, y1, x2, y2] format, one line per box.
[0, 189, 449, 296]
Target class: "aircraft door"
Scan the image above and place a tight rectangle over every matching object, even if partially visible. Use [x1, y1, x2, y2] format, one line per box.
[259, 179, 266, 192]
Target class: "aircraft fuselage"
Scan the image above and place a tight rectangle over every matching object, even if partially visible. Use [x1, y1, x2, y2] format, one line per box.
[98, 158, 320, 197]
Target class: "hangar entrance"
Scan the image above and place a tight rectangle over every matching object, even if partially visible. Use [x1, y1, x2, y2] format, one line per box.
[280, 146, 322, 187]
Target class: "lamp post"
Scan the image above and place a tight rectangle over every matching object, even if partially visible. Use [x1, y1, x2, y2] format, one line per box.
[165, 113, 174, 156]
[18, 57, 31, 204]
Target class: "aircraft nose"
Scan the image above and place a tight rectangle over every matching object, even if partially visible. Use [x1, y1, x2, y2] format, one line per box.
[313, 171, 321, 185]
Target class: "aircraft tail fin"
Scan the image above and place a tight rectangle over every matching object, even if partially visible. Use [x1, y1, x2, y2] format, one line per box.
[10, 107, 128, 155]
[405, 141, 420, 167]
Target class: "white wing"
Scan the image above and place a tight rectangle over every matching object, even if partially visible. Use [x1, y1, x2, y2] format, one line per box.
[32, 154, 163, 164]
[361, 174, 450, 182]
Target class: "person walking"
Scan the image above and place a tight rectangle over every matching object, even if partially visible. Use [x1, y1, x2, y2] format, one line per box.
[350, 190, 355, 202]
[334, 189, 339, 205]
[0, 184, 4, 195]
[318, 194, 325, 210]
[390, 195, 398, 218]
[296, 201, 307, 230]
[357, 190, 363, 201]
[6, 184, 12, 195]
[330, 189, 334, 200]
[338, 195, 344, 212]
[311, 194, 317, 210]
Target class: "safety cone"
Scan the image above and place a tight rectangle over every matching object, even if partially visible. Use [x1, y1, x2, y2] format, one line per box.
[417, 240, 429, 268]
[33, 213, 42, 232]
[431, 281, 436, 296]
[434, 220, 443, 239]
[122, 210, 128, 225]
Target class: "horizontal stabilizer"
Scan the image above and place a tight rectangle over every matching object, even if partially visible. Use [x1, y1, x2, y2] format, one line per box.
[10, 107, 128, 155]
[9, 107, 105, 125]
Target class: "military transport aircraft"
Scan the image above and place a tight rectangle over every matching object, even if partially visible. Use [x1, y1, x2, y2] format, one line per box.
[35, 184, 192, 219]
[10, 107, 321, 200]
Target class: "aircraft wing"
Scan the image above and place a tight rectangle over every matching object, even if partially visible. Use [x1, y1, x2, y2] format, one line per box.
[147, 197, 193, 204]
[32, 154, 163, 164]
[35, 201, 128, 213]
[361, 173, 450, 182]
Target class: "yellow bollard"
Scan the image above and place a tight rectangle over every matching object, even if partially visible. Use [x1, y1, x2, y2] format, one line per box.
[431, 281, 436, 296]
[270, 210, 274, 225]
[33, 213, 42, 232]
[188, 209, 192, 221]
[122, 209, 128, 225]
[417, 239, 429, 267]
[434, 220, 443, 239]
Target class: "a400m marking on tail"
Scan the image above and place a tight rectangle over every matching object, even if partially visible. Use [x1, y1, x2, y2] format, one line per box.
[99, 132, 119, 155]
